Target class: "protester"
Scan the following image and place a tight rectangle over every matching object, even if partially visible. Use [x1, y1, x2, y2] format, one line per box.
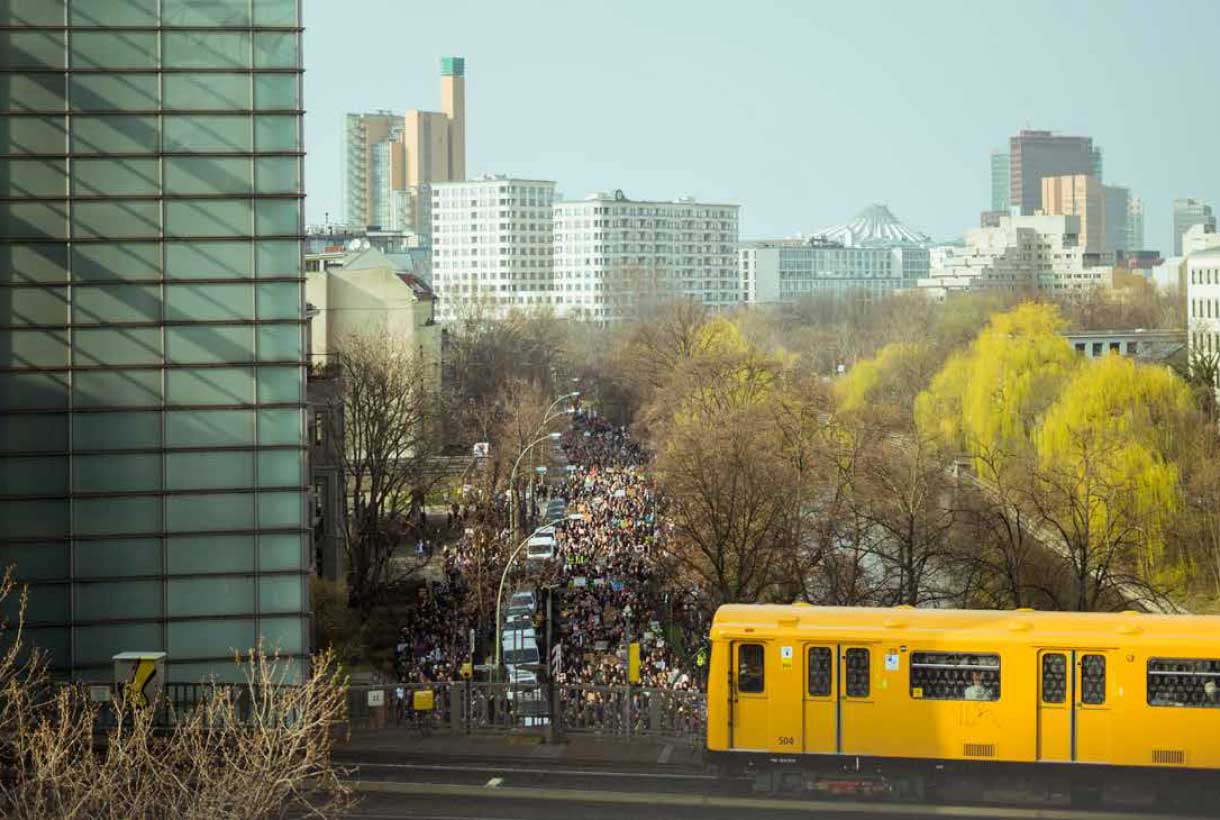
[395, 411, 707, 693]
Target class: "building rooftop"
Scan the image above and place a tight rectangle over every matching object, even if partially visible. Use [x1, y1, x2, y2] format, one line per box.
[815, 204, 930, 248]
[560, 189, 739, 208]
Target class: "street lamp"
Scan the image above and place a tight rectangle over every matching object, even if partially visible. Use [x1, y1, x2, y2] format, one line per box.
[546, 391, 580, 417]
[494, 518, 563, 673]
[509, 432, 561, 537]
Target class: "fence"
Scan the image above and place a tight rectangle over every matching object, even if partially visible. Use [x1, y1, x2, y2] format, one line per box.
[82, 680, 706, 746]
[346, 682, 706, 745]
[88, 682, 295, 730]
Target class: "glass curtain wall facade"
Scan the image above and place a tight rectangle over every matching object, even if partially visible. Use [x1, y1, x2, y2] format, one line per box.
[0, 0, 310, 682]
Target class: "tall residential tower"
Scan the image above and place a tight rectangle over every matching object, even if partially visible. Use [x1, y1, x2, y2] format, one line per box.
[340, 57, 467, 241]
[0, 0, 311, 681]
[431, 176, 556, 322]
[342, 111, 405, 228]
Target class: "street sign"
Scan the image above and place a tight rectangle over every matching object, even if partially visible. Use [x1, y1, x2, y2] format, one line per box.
[628, 642, 641, 684]
[367, 690, 385, 707]
[472, 442, 489, 458]
[550, 643, 562, 679]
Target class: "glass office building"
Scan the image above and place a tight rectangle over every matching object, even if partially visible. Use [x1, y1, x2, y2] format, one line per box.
[0, 0, 310, 681]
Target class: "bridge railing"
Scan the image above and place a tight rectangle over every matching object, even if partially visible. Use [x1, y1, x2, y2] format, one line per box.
[345, 682, 705, 745]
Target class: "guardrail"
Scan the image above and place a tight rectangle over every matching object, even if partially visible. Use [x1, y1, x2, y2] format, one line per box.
[81, 680, 706, 746]
[346, 682, 705, 745]
[88, 682, 295, 729]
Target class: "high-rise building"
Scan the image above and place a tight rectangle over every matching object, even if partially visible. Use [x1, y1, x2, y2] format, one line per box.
[552, 191, 739, 321]
[1102, 185, 1130, 252]
[990, 151, 1010, 212]
[1173, 198, 1217, 256]
[431, 176, 556, 322]
[340, 57, 467, 241]
[342, 112, 405, 228]
[1009, 130, 1102, 216]
[1041, 174, 1104, 252]
[0, 0, 310, 682]
[404, 57, 466, 245]
[1127, 195, 1145, 251]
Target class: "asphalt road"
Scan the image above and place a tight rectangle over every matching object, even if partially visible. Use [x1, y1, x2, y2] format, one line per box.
[340, 756, 1212, 820]
[345, 787, 1208, 820]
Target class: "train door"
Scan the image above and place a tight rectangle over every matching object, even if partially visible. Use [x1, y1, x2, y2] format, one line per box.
[1072, 651, 1112, 763]
[838, 645, 874, 754]
[729, 641, 769, 751]
[802, 644, 836, 754]
[1036, 650, 1071, 761]
[1035, 649, 1111, 763]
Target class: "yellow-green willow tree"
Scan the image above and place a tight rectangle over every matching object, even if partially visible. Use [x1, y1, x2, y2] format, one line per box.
[835, 341, 937, 421]
[1031, 355, 1198, 608]
[915, 302, 1079, 476]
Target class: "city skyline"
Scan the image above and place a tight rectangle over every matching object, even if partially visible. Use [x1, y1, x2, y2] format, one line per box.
[303, 0, 1220, 254]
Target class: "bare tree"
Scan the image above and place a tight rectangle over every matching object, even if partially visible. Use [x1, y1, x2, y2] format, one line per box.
[654, 402, 798, 615]
[845, 426, 962, 606]
[612, 298, 709, 406]
[330, 332, 440, 611]
[0, 571, 350, 819]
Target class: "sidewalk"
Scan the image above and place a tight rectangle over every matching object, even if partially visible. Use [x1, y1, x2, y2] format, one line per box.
[337, 729, 706, 769]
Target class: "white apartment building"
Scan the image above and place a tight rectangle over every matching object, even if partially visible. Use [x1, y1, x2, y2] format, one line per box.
[431, 176, 556, 321]
[739, 239, 928, 304]
[918, 214, 1115, 299]
[552, 190, 739, 321]
[1188, 250, 1220, 365]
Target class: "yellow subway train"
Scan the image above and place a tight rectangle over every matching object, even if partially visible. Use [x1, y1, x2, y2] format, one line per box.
[707, 604, 1220, 800]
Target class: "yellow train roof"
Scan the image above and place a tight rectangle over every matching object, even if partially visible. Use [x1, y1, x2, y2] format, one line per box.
[711, 604, 1220, 646]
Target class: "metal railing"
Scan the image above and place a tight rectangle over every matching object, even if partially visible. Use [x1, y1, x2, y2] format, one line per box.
[346, 682, 705, 745]
[82, 680, 705, 745]
[89, 682, 293, 729]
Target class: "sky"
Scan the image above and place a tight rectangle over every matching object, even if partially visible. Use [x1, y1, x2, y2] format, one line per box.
[302, 0, 1220, 254]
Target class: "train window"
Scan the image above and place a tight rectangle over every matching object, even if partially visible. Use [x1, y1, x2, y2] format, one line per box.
[737, 644, 764, 693]
[844, 648, 869, 697]
[909, 651, 1000, 701]
[1147, 658, 1220, 708]
[1080, 654, 1105, 705]
[1041, 653, 1067, 704]
[807, 646, 832, 697]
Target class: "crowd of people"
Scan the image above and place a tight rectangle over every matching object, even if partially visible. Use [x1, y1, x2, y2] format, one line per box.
[393, 409, 708, 694]
[543, 415, 706, 691]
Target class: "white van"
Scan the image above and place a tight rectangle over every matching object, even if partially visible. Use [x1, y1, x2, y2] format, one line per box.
[526, 534, 556, 561]
[501, 627, 540, 690]
[501, 627, 539, 668]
